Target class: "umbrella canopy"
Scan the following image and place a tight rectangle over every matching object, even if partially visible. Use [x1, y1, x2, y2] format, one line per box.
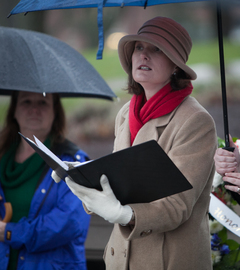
[8, 0, 238, 148]
[0, 26, 116, 100]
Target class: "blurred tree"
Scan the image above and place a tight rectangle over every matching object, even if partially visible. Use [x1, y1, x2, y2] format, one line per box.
[209, 0, 235, 38]
[44, 7, 122, 50]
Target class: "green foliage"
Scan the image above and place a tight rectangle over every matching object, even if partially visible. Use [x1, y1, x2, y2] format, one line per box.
[218, 227, 228, 242]
[225, 240, 240, 251]
[212, 138, 240, 269]
[217, 136, 239, 148]
[218, 137, 226, 148]
[0, 97, 10, 128]
[218, 249, 240, 269]
[213, 227, 240, 270]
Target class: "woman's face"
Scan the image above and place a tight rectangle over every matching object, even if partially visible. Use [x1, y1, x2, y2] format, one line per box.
[132, 41, 176, 99]
[14, 92, 55, 137]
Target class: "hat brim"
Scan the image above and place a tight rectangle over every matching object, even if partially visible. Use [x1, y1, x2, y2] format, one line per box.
[118, 34, 197, 80]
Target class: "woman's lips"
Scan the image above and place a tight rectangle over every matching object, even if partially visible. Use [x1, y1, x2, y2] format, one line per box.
[138, 65, 151, 70]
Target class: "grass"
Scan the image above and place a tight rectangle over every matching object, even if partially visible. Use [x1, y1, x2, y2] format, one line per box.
[0, 39, 239, 127]
[81, 39, 240, 80]
[81, 49, 126, 80]
[189, 39, 240, 66]
[0, 97, 10, 126]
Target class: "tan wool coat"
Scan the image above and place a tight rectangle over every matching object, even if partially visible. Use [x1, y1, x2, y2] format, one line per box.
[104, 96, 217, 270]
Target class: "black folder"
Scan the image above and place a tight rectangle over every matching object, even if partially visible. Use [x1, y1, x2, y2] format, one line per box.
[19, 132, 192, 205]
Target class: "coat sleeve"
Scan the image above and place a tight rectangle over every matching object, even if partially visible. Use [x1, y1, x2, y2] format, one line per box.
[3, 153, 91, 252]
[120, 109, 217, 240]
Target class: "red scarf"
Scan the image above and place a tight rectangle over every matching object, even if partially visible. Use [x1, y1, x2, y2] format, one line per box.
[129, 82, 193, 145]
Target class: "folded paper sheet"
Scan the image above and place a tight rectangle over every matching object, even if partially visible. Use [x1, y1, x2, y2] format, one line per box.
[19, 132, 192, 205]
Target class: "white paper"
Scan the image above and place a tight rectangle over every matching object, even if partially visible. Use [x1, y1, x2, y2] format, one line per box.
[33, 135, 69, 170]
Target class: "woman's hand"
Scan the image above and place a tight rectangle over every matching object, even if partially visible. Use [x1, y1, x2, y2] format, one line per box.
[214, 135, 240, 176]
[214, 148, 238, 175]
[223, 172, 240, 194]
[66, 174, 133, 225]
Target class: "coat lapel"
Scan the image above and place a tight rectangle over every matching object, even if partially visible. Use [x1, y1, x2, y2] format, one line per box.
[113, 108, 131, 151]
[133, 109, 176, 146]
[114, 101, 180, 148]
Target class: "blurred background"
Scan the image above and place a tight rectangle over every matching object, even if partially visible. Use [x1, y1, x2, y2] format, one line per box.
[1, 1, 240, 158]
[1, 1, 240, 268]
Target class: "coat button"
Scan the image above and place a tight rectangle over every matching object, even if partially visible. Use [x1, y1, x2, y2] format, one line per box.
[76, 155, 81, 160]
[41, 189, 46, 194]
[111, 247, 114, 256]
[140, 229, 152, 237]
[20, 256, 25, 260]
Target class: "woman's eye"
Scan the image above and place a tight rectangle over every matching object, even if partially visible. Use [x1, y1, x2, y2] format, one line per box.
[135, 44, 143, 51]
[39, 100, 47, 106]
[22, 100, 30, 104]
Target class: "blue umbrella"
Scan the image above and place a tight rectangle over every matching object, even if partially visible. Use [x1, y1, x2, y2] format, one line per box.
[9, 0, 208, 60]
[8, 0, 237, 150]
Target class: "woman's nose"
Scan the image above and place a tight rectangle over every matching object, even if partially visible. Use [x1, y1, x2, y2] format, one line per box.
[29, 103, 39, 112]
[140, 49, 149, 60]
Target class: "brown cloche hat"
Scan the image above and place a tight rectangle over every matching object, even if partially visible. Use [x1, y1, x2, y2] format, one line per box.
[118, 16, 197, 80]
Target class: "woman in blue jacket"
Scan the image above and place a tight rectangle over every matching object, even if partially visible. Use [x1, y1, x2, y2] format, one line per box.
[0, 91, 90, 270]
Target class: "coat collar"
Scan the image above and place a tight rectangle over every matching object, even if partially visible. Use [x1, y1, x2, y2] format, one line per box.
[132, 111, 175, 145]
[117, 99, 183, 147]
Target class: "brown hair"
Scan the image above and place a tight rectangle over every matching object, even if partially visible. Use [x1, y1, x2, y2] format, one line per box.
[0, 91, 66, 158]
[126, 66, 191, 95]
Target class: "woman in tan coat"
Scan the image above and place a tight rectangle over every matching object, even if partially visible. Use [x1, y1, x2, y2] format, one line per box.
[52, 17, 217, 270]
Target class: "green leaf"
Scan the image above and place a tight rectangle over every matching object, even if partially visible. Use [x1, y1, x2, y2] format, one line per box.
[218, 227, 228, 242]
[213, 262, 240, 270]
[231, 199, 238, 206]
[225, 239, 240, 250]
[217, 137, 226, 148]
[232, 137, 238, 143]
[234, 249, 240, 264]
[221, 250, 240, 267]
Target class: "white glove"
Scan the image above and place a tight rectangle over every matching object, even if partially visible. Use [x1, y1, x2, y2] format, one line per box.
[51, 161, 81, 183]
[66, 174, 133, 225]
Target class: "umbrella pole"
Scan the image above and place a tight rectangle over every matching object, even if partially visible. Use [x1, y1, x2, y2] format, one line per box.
[216, 0, 234, 151]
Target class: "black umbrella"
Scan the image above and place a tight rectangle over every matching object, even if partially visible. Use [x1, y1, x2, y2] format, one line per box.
[8, 0, 239, 149]
[0, 26, 116, 101]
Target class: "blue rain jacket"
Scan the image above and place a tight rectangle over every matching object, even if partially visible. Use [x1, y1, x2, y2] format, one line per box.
[0, 139, 91, 270]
